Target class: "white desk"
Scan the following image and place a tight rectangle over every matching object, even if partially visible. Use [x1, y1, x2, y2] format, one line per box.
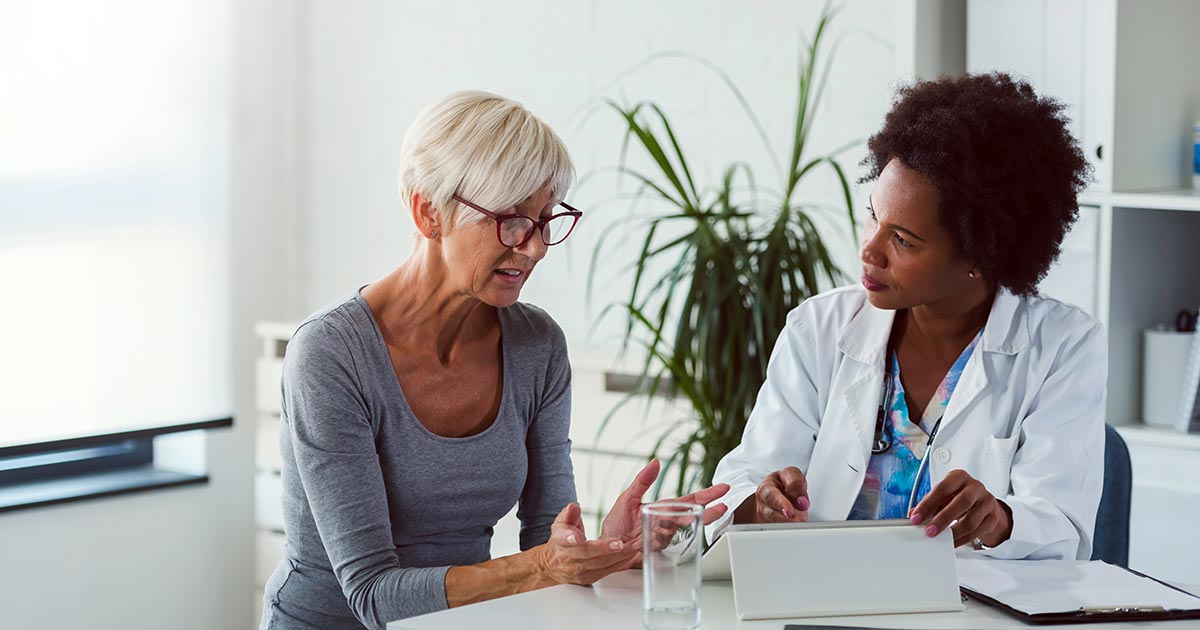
[390, 570, 1200, 629]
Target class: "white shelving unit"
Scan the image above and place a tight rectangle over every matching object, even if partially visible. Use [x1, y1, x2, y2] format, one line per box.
[969, 0, 1200, 585]
[1080, 188, 1200, 213]
[252, 322, 292, 628]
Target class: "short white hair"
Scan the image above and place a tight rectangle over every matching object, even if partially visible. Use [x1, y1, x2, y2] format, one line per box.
[398, 90, 575, 230]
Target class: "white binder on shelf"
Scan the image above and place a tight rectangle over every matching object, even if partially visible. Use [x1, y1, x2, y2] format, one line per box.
[701, 519, 963, 620]
[1177, 326, 1200, 433]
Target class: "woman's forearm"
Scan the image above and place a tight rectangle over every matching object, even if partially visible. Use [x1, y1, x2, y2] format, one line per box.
[444, 544, 556, 608]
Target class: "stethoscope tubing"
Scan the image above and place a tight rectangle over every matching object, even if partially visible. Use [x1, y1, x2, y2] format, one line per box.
[875, 356, 944, 515]
[906, 417, 943, 515]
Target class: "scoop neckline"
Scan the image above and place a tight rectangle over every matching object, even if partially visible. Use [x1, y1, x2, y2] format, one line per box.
[352, 290, 511, 443]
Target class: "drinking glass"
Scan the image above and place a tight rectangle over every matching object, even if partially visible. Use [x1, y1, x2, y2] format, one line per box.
[641, 502, 703, 629]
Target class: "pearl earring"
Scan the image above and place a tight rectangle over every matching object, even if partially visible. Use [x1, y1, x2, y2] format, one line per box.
[968, 271, 977, 278]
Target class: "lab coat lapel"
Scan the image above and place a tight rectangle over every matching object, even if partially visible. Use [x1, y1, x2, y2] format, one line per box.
[842, 371, 882, 469]
[838, 300, 896, 469]
[938, 290, 1028, 433]
[939, 352, 987, 434]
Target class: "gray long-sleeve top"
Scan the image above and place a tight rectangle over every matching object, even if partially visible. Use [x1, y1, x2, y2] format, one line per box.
[260, 292, 576, 630]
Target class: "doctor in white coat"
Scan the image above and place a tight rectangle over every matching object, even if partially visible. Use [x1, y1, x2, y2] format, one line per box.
[708, 73, 1105, 561]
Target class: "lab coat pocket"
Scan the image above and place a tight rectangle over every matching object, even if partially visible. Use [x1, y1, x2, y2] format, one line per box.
[982, 433, 1020, 496]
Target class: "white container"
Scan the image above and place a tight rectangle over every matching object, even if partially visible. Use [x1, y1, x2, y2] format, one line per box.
[1143, 329, 1197, 427]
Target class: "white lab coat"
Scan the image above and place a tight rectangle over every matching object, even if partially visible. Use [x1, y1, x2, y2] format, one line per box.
[708, 285, 1106, 561]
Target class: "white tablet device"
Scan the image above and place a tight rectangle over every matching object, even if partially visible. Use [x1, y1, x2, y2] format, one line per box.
[702, 519, 963, 620]
[702, 519, 912, 580]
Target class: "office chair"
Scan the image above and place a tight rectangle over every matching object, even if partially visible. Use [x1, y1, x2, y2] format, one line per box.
[1091, 424, 1131, 567]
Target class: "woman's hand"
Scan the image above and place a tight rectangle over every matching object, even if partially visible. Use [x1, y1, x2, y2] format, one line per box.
[535, 503, 640, 585]
[740, 466, 810, 523]
[599, 459, 730, 543]
[910, 469, 1013, 548]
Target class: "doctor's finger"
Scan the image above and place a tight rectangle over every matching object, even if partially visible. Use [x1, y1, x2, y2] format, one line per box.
[953, 508, 1001, 548]
[757, 484, 797, 520]
[758, 500, 804, 523]
[925, 490, 980, 537]
[777, 467, 809, 503]
[953, 510, 1000, 548]
[950, 496, 988, 535]
[911, 471, 970, 522]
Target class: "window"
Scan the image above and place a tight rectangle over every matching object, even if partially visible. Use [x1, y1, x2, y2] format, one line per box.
[0, 1, 233, 503]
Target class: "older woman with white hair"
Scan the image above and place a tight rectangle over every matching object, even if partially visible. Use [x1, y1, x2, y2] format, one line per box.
[260, 91, 729, 630]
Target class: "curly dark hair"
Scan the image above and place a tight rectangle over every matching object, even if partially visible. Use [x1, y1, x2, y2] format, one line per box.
[860, 72, 1091, 296]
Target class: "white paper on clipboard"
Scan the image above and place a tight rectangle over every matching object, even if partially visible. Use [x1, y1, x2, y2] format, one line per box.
[956, 558, 1200, 615]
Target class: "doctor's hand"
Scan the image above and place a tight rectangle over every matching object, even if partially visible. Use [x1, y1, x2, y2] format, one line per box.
[739, 466, 810, 523]
[910, 469, 1014, 548]
[600, 458, 731, 545]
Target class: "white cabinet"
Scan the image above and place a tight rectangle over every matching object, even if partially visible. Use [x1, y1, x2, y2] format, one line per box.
[1038, 204, 1101, 318]
[967, 0, 1113, 190]
[969, 0, 1200, 195]
[252, 322, 293, 628]
[970, 0, 1200, 584]
[1118, 427, 1200, 585]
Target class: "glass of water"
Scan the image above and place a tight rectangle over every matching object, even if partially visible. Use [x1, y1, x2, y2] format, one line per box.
[642, 501, 703, 630]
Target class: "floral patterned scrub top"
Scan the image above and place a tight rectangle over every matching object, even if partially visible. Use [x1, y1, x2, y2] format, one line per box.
[848, 329, 983, 520]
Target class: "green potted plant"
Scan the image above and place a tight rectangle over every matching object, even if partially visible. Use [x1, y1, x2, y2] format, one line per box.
[589, 2, 858, 498]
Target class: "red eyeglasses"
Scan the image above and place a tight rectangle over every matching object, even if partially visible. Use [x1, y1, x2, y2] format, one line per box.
[452, 194, 583, 248]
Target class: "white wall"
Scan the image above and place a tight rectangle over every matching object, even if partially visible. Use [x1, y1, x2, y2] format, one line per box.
[294, 0, 952, 351]
[0, 455, 251, 630]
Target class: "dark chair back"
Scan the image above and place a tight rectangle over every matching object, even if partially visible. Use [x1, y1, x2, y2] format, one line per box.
[1091, 424, 1131, 566]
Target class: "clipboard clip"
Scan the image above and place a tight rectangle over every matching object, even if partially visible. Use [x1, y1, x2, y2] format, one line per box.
[1078, 605, 1167, 615]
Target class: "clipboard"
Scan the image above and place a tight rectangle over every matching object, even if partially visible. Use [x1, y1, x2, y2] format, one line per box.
[958, 559, 1200, 624]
